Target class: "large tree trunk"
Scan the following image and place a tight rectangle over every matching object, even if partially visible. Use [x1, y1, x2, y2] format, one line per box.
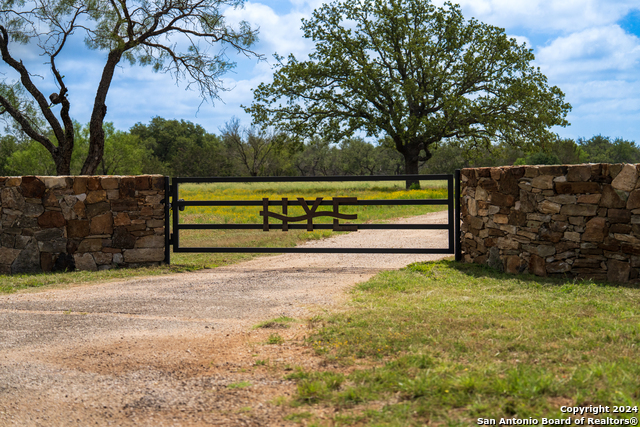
[53, 147, 73, 175]
[403, 153, 420, 189]
[81, 50, 122, 175]
[402, 142, 423, 189]
[399, 139, 434, 189]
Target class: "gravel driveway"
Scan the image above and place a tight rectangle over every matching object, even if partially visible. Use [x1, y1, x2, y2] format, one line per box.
[0, 211, 450, 426]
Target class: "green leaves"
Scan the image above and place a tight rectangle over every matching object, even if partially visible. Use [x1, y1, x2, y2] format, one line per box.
[246, 0, 570, 179]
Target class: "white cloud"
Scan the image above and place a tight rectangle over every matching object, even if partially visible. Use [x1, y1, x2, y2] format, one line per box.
[536, 25, 640, 77]
[562, 80, 640, 103]
[558, 103, 640, 141]
[100, 64, 212, 128]
[224, 2, 313, 60]
[452, 0, 638, 33]
[552, 78, 640, 141]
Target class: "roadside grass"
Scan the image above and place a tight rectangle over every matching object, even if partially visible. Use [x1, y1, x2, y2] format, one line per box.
[0, 264, 199, 294]
[266, 333, 285, 345]
[254, 316, 299, 329]
[283, 260, 640, 425]
[0, 180, 447, 293]
[227, 381, 252, 389]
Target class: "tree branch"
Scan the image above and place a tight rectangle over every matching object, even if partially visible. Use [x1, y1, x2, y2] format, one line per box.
[0, 94, 56, 154]
[0, 25, 66, 145]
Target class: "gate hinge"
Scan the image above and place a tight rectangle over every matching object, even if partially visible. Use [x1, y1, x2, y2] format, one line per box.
[168, 234, 174, 245]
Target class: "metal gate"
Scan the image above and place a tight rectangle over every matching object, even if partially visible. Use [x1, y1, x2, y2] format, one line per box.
[164, 173, 461, 263]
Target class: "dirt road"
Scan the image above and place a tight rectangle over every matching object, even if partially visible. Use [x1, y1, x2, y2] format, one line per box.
[0, 211, 450, 426]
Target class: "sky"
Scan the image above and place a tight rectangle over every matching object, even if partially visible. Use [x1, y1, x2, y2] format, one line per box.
[2, 0, 640, 144]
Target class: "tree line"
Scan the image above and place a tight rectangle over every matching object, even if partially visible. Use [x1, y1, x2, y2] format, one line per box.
[2, 116, 637, 177]
[420, 135, 640, 174]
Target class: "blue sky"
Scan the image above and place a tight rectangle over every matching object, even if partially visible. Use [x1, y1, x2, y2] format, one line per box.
[3, 0, 640, 144]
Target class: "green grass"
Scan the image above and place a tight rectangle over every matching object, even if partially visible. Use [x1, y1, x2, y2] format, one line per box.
[266, 333, 285, 345]
[227, 381, 252, 389]
[284, 260, 640, 425]
[0, 264, 199, 294]
[283, 411, 314, 422]
[254, 316, 299, 329]
[0, 180, 447, 293]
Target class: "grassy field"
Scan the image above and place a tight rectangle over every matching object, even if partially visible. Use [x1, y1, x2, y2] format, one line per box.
[0, 180, 447, 293]
[279, 260, 640, 426]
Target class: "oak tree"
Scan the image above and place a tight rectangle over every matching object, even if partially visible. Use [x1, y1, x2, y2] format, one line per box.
[220, 117, 288, 177]
[0, 0, 260, 175]
[245, 0, 571, 188]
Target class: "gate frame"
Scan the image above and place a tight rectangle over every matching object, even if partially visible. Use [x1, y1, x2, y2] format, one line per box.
[164, 173, 462, 263]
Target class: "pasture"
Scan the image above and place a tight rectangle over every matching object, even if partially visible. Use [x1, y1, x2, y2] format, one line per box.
[280, 261, 640, 426]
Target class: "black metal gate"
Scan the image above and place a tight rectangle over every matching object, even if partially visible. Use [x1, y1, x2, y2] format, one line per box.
[164, 173, 461, 263]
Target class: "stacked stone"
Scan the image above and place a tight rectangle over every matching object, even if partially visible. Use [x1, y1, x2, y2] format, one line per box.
[0, 175, 166, 274]
[461, 164, 640, 283]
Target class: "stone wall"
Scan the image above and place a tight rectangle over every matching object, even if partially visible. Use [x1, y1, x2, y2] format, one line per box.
[0, 175, 166, 274]
[461, 164, 640, 283]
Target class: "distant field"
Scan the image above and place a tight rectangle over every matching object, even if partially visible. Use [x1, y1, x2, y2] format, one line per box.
[176, 180, 448, 224]
[1, 180, 449, 293]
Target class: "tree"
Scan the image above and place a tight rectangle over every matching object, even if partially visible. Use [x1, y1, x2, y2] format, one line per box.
[549, 138, 586, 164]
[339, 138, 378, 175]
[420, 140, 470, 174]
[0, 134, 18, 175]
[292, 137, 342, 176]
[4, 120, 155, 175]
[72, 122, 154, 175]
[579, 135, 640, 164]
[514, 137, 586, 166]
[131, 116, 210, 164]
[513, 151, 561, 166]
[5, 139, 57, 175]
[220, 118, 290, 177]
[130, 116, 233, 176]
[170, 135, 232, 177]
[245, 0, 571, 188]
[0, 0, 260, 175]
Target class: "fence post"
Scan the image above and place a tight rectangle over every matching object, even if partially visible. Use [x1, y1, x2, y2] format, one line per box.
[164, 176, 171, 265]
[172, 178, 180, 252]
[455, 169, 462, 262]
[447, 176, 455, 254]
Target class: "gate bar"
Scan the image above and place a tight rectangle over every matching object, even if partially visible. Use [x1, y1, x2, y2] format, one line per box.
[175, 199, 450, 207]
[447, 175, 454, 255]
[171, 177, 179, 253]
[171, 174, 452, 184]
[455, 169, 462, 262]
[174, 247, 454, 254]
[164, 176, 171, 265]
[176, 223, 449, 230]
